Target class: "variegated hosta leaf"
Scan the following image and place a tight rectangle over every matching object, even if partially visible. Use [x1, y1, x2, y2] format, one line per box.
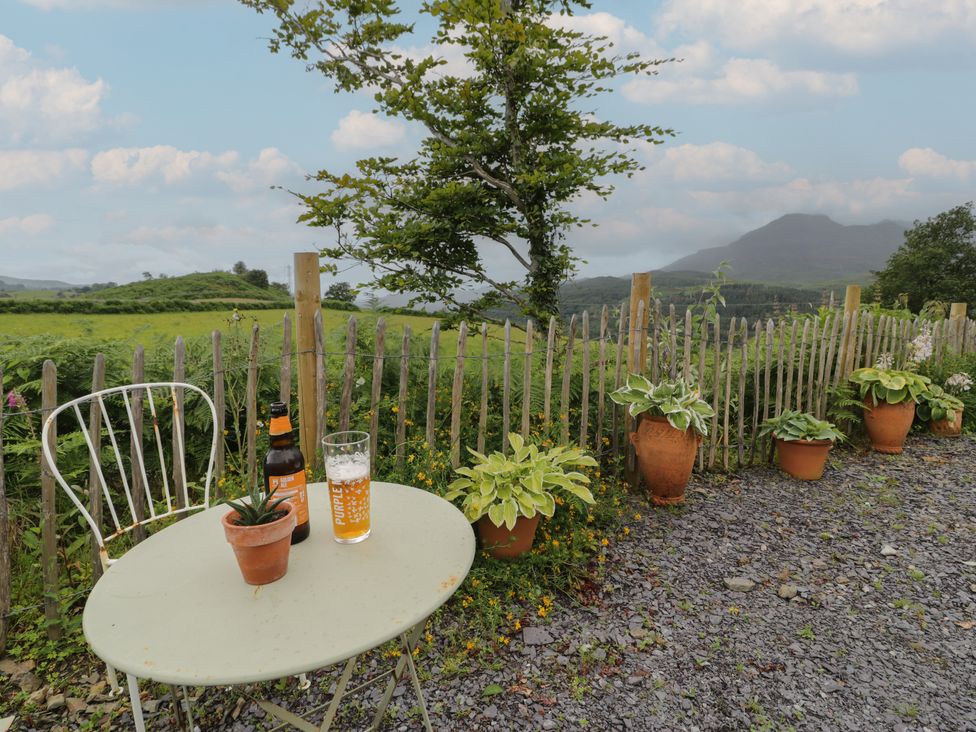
[612, 375, 713, 436]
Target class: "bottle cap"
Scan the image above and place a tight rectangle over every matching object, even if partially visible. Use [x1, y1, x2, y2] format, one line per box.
[269, 402, 292, 435]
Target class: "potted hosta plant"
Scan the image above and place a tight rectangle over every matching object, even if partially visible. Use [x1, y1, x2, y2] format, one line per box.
[918, 384, 966, 437]
[444, 433, 597, 559]
[222, 485, 296, 585]
[849, 361, 931, 454]
[610, 375, 714, 505]
[758, 410, 845, 480]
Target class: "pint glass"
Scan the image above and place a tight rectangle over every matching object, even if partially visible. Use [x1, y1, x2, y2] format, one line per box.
[322, 431, 371, 543]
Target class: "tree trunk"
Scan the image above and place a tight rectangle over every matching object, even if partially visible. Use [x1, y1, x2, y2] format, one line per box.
[526, 222, 561, 322]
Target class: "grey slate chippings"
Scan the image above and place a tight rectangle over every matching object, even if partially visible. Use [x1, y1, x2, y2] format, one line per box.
[5, 435, 976, 731]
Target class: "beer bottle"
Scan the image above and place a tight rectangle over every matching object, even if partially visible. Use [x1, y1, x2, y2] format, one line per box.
[264, 401, 310, 544]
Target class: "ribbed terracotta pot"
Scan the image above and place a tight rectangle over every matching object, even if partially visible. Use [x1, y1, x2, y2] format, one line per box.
[862, 397, 915, 454]
[775, 437, 833, 480]
[222, 501, 296, 585]
[477, 514, 540, 559]
[930, 409, 963, 437]
[629, 415, 701, 506]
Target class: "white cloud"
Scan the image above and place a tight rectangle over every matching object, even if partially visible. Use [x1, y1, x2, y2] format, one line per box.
[331, 110, 406, 150]
[656, 0, 976, 55]
[215, 147, 303, 193]
[690, 176, 916, 217]
[898, 147, 976, 180]
[0, 213, 55, 236]
[0, 35, 109, 143]
[18, 0, 205, 8]
[640, 142, 792, 182]
[624, 57, 857, 104]
[0, 148, 88, 190]
[550, 12, 666, 57]
[91, 145, 239, 185]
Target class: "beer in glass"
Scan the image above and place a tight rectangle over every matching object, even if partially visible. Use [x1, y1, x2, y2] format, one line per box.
[322, 431, 370, 543]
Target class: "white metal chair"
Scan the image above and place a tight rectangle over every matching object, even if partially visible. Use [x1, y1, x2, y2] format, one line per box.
[42, 382, 218, 731]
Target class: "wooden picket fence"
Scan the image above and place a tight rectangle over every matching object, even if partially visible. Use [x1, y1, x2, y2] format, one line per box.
[1, 299, 975, 647]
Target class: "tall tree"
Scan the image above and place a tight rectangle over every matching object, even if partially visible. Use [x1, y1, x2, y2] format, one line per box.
[241, 0, 674, 320]
[874, 202, 976, 312]
[324, 281, 357, 303]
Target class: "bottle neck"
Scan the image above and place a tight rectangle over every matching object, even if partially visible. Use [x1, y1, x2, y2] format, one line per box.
[269, 430, 296, 447]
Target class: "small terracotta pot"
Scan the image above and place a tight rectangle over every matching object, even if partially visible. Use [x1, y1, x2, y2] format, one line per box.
[930, 408, 963, 437]
[477, 514, 540, 559]
[774, 437, 833, 480]
[629, 415, 701, 506]
[222, 501, 296, 585]
[862, 397, 915, 454]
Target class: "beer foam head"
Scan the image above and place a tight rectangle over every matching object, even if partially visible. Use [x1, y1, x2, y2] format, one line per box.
[325, 455, 369, 482]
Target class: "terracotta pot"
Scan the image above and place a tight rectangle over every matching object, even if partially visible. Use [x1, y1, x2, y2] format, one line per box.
[930, 408, 963, 438]
[774, 437, 833, 480]
[477, 514, 540, 559]
[222, 501, 296, 585]
[629, 415, 701, 506]
[862, 397, 915, 454]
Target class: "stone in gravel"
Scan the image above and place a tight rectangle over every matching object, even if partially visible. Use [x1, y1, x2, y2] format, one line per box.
[27, 688, 47, 706]
[46, 693, 65, 712]
[542, 720, 557, 730]
[835, 575, 850, 584]
[66, 698, 86, 715]
[87, 680, 107, 700]
[778, 584, 799, 599]
[880, 544, 898, 556]
[629, 627, 648, 639]
[483, 704, 498, 719]
[522, 626, 554, 645]
[15, 671, 42, 693]
[724, 577, 755, 592]
[823, 680, 844, 693]
[592, 648, 607, 662]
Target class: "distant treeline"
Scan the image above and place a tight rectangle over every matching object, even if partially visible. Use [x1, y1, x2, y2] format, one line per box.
[0, 299, 293, 315]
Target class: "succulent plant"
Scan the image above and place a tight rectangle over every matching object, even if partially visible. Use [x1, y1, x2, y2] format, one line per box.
[226, 484, 290, 527]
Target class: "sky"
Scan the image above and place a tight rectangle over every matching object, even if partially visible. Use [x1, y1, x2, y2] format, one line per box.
[1, 0, 975, 290]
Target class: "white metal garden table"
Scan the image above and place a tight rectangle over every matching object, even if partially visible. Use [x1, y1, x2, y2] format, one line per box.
[82, 481, 475, 731]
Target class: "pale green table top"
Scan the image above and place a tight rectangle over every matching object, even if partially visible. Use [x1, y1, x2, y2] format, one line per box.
[82, 482, 475, 686]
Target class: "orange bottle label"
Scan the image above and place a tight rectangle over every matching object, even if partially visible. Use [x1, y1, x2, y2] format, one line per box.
[269, 471, 308, 525]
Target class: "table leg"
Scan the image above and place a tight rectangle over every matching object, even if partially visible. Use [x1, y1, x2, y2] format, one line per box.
[318, 655, 358, 731]
[400, 633, 433, 732]
[369, 620, 428, 731]
[126, 674, 146, 732]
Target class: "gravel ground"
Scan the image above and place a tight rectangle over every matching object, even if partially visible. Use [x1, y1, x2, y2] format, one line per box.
[8, 434, 976, 731]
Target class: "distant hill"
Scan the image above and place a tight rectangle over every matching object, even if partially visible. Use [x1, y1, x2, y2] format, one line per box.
[79, 272, 289, 304]
[664, 214, 907, 286]
[0, 274, 77, 291]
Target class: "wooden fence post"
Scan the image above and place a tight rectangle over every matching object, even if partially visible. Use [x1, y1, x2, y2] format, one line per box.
[579, 310, 590, 449]
[279, 313, 292, 405]
[0, 368, 9, 653]
[478, 323, 489, 454]
[450, 322, 468, 469]
[172, 336, 186, 514]
[543, 317, 556, 429]
[245, 323, 260, 490]
[131, 346, 147, 543]
[502, 320, 512, 453]
[396, 326, 411, 467]
[87, 354, 106, 580]
[339, 316, 357, 431]
[425, 321, 440, 448]
[314, 310, 326, 466]
[294, 252, 321, 465]
[627, 273, 651, 373]
[560, 315, 576, 447]
[950, 302, 968, 352]
[212, 331, 225, 498]
[40, 359, 61, 640]
[837, 285, 861, 379]
[369, 318, 386, 472]
[521, 319, 534, 439]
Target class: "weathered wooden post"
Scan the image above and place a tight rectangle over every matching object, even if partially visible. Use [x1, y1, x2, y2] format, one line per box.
[294, 252, 321, 465]
[211, 331, 225, 498]
[950, 302, 968, 353]
[245, 323, 260, 490]
[627, 272, 651, 373]
[0, 368, 9, 653]
[40, 360, 61, 639]
[837, 285, 861, 378]
[87, 354, 106, 580]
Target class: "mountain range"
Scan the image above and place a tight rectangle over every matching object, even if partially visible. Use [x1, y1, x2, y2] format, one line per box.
[0, 274, 76, 291]
[663, 213, 907, 286]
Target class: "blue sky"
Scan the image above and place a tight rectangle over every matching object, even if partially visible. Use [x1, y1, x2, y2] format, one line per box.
[1, 0, 975, 288]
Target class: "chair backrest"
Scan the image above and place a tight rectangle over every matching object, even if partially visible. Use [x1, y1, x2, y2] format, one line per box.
[41, 382, 219, 568]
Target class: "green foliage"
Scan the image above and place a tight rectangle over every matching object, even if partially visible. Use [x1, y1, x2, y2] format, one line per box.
[241, 0, 675, 321]
[0, 298, 290, 315]
[324, 281, 357, 303]
[758, 410, 845, 442]
[241, 268, 270, 289]
[916, 384, 965, 423]
[609, 375, 715, 435]
[444, 433, 597, 530]
[75, 271, 290, 303]
[916, 354, 976, 432]
[849, 367, 931, 405]
[873, 202, 976, 312]
[225, 485, 290, 526]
